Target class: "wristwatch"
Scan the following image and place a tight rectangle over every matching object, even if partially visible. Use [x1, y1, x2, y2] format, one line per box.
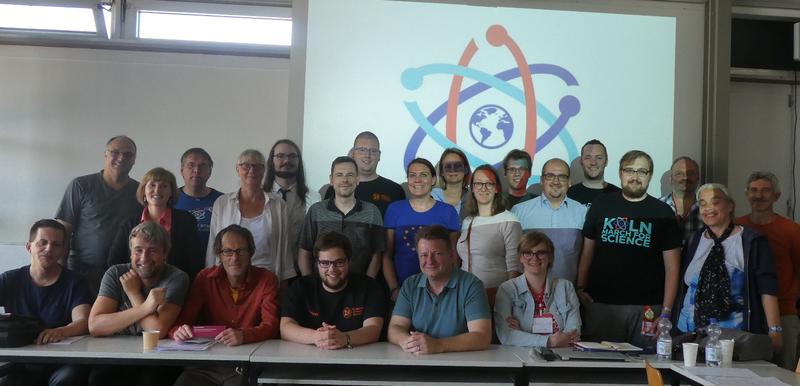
[345, 333, 353, 349]
[769, 325, 783, 333]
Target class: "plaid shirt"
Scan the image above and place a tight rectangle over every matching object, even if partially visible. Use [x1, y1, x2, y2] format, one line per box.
[659, 193, 702, 245]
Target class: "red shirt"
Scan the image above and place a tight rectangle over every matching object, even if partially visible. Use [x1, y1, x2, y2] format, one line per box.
[737, 215, 800, 315]
[170, 265, 279, 343]
[141, 207, 173, 233]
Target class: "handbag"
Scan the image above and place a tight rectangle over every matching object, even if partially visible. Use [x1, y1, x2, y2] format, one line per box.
[0, 314, 42, 348]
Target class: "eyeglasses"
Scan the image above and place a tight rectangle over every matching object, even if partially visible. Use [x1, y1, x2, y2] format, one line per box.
[238, 162, 265, 171]
[443, 162, 465, 173]
[471, 182, 496, 191]
[621, 168, 650, 177]
[107, 149, 135, 159]
[317, 258, 347, 268]
[520, 250, 549, 260]
[220, 248, 251, 257]
[506, 166, 529, 175]
[353, 147, 381, 156]
[273, 153, 298, 161]
[542, 173, 569, 182]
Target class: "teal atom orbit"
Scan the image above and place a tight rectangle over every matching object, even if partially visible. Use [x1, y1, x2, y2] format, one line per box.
[402, 63, 579, 183]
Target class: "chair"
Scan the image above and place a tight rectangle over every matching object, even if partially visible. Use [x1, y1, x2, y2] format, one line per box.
[645, 360, 664, 386]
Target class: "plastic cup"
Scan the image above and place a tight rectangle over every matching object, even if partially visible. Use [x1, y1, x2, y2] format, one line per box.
[142, 330, 160, 351]
[721, 339, 734, 366]
[682, 343, 699, 367]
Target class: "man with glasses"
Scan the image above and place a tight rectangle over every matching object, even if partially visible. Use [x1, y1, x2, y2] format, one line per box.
[281, 231, 385, 349]
[175, 148, 223, 254]
[568, 139, 620, 206]
[298, 157, 385, 278]
[264, 139, 320, 274]
[501, 149, 537, 208]
[576, 150, 681, 349]
[170, 225, 279, 385]
[56, 135, 143, 294]
[658, 157, 701, 244]
[323, 131, 405, 216]
[511, 158, 586, 283]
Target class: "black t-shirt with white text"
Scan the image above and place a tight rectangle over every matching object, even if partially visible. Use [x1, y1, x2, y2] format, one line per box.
[582, 192, 681, 305]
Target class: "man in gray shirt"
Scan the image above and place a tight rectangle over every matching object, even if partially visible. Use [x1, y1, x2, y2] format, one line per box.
[56, 135, 143, 294]
[87, 221, 189, 386]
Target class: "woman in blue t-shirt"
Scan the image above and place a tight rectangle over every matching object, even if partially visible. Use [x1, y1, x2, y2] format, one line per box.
[383, 158, 460, 300]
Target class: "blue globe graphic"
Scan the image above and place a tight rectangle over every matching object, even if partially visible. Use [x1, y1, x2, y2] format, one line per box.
[469, 104, 514, 149]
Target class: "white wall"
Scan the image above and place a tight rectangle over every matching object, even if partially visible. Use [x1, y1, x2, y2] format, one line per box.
[0, 45, 290, 243]
[728, 80, 798, 221]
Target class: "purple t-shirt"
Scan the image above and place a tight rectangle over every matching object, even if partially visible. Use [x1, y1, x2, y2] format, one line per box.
[384, 200, 459, 284]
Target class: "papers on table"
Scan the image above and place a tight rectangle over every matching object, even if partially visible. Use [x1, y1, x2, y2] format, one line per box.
[48, 335, 87, 345]
[574, 341, 643, 352]
[687, 367, 792, 386]
[155, 338, 216, 352]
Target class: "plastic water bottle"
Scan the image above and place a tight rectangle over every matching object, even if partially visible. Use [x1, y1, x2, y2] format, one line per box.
[705, 318, 722, 367]
[656, 318, 673, 359]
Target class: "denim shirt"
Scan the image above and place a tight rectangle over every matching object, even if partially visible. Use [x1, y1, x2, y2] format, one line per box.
[493, 274, 582, 347]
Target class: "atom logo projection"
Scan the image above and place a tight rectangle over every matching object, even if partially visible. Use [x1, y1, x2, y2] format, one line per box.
[401, 25, 581, 183]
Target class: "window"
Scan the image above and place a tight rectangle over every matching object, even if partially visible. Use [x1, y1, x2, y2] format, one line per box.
[0, 3, 96, 33]
[137, 11, 291, 45]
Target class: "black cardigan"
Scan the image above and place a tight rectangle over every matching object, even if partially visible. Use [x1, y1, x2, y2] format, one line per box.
[107, 209, 203, 280]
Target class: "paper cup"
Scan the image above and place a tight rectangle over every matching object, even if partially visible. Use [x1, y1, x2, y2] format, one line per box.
[682, 343, 699, 367]
[142, 330, 160, 351]
[721, 339, 734, 366]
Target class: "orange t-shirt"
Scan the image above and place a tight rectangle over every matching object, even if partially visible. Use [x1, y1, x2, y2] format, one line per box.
[737, 215, 800, 315]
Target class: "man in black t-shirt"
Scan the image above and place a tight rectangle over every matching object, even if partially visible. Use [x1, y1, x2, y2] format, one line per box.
[323, 131, 405, 216]
[576, 150, 681, 349]
[281, 231, 386, 349]
[567, 139, 620, 206]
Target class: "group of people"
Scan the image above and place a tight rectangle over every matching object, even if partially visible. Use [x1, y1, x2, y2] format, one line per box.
[1, 132, 799, 386]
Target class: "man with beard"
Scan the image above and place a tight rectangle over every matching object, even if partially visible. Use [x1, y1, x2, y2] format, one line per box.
[87, 221, 189, 386]
[281, 231, 385, 349]
[56, 135, 143, 294]
[323, 131, 405, 217]
[298, 157, 385, 278]
[736, 172, 800, 370]
[512, 158, 586, 283]
[659, 157, 702, 244]
[567, 139, 620, 206]
[175, 148, 223, 253]
[263, 139, 320, 274]
[576, 150, 681, 349]
[501, 149, 537, 209]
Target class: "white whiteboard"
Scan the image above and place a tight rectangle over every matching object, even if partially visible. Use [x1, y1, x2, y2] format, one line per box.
[0, 45, 290, 243]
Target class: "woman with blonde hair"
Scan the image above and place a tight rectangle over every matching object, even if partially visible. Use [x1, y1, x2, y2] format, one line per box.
[206, 149, 294, 283]
[108, 167, 202, 279]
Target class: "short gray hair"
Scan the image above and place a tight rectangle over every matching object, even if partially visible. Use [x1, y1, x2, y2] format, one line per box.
[129, 221, 171, 255]
[746, 171, 781, 194]
[696, 182, 733, 203]
[237, 149, 265, 165]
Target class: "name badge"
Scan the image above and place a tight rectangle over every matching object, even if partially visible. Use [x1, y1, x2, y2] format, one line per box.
[533, 313, 555, 334]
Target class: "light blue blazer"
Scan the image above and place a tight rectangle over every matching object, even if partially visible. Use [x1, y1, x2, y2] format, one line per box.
[493, 273, 581, 347]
